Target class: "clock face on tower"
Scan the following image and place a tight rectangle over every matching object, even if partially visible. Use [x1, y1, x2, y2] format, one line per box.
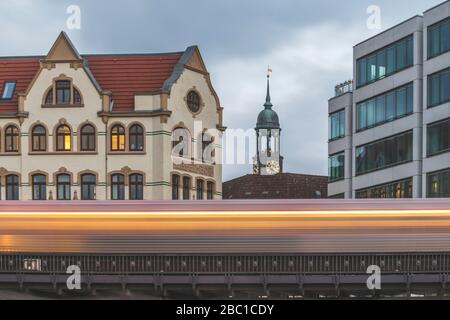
[265, 160, 280, 175]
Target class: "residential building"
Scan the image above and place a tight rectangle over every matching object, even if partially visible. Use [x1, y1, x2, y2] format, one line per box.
[0, 32, 225, 200]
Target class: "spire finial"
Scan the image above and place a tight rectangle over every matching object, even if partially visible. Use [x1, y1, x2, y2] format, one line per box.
[265, 66, 273, 108]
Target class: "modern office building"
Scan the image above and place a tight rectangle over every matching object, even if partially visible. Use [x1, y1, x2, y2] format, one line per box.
[328, 1, 450, 199]
[0, 32, 225, 200]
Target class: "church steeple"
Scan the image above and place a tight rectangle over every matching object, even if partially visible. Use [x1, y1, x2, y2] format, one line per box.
[253, 68, 283, 175]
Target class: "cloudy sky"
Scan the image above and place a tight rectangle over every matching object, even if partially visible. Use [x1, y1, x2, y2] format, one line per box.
[0, 0, 443, 181]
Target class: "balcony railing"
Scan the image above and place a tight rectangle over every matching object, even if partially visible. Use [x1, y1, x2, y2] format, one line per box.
[334, 80, 353, 97]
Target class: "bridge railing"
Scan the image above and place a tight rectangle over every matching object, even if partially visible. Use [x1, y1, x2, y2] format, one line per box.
[1, 253, 449, 275]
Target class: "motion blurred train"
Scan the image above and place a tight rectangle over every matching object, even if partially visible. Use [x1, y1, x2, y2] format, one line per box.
[1, 199, 450, 254]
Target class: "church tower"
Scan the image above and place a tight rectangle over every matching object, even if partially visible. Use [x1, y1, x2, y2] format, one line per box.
[253, 71, 283, 175]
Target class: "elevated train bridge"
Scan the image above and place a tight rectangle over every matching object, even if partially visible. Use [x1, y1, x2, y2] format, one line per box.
[1, 200, 450, 299]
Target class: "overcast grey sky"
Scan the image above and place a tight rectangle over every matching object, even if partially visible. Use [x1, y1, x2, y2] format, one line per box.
[0, 0, 444, 181]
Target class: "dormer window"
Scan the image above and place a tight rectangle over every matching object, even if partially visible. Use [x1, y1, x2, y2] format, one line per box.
[56, 80, 71, 104]
[1, 81, 16, 100]
[43, 77, 83, 107]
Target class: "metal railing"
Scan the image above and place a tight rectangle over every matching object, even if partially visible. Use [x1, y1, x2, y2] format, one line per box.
[334, 80, 353, 97]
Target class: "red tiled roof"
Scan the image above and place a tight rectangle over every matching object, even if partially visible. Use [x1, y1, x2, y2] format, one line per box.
[0, 58, 41, 113]
[85, 53, 183, 111]
[0, 52, 183, 113]
[223, 173, 328, 200]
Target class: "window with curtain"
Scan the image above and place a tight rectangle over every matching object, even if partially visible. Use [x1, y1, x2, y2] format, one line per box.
[328, 110, 345, 141]
[356, 83, 413, 131]
[32, 125, 46, 152]
[356, 35, 413, 87]
[5, 125, 19, 152]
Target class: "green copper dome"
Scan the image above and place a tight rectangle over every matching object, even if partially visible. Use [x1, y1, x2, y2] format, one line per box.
[256, 76, 280, 130]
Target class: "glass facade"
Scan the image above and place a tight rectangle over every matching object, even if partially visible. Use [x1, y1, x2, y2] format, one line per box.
[356, 83, 413, 131]
[428, 17, 450, 59]
[428, 168, 450, 198]
[328, 152, 345, 182]
[428, 67, 450, 108]
[427, 118, 450, 156]
[356, 131, 413, 175]
[328, 110, 345, 140]
[356, 178, 413, 198]
[356, 35, 413, 88]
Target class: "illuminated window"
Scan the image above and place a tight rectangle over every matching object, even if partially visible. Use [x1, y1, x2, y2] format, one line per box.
[56, 125, 71, 151]
[5, 125, 19, 152]
[111, 124, 125, 151]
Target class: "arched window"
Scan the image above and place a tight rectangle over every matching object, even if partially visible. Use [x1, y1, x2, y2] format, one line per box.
[56, 125, 71, 151]
[56, 80, 71, 104]
[182, 176, 191, 200]
[32, 125, 46, 152]
[172, 174, 180, 200]
[129, 174, 144, 200]
[129, 124, 144, 151]
[6, 174, 19, 200]
[111, 124, 125, 151]
[5, 125, 19, 152]
[57, 174, 71, 200]
[196, 179, 204, 200]
[45, 89, 53, 104]
[74, 88, 82, 104]
[81, 174, 96, 200]
[207, 181, 215, 200]
[32, 174, 46, 200]
[80, 124, 96, 151]
[111, 174, 125, 200]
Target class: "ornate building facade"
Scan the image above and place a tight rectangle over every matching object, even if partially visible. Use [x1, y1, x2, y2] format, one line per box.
[0, 32, 225, 201]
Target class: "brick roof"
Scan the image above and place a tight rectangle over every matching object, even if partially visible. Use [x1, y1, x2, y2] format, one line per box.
[0, 52, 184, 113]
[222, 173, 328, 200]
